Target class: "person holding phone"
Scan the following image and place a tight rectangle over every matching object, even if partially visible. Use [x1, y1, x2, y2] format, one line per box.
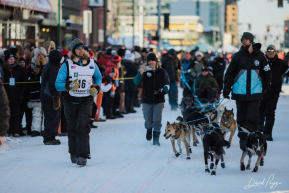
[134, 53, 170, 146]
[105, 55, 120, 119]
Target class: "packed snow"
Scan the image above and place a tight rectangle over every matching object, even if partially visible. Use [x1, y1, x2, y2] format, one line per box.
[1, 85, 289, 193]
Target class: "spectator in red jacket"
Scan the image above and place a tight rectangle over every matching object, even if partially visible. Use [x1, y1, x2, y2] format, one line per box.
[98, 48, 112, 69]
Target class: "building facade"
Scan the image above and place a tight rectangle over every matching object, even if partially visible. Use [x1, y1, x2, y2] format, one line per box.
[0, 0, 53, 48]
[170, 0, 224, 48]
[225, 0, 238, 46]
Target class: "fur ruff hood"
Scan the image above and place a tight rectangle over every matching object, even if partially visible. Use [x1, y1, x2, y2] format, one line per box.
[69, 50, 90, 65]
[31, 47, 47, 69]
[3, 60, 19, 70]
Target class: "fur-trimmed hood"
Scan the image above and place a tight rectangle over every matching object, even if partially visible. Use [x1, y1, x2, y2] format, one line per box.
[31, 47, 47, 70]
[2, 60, 19, 70]
[69, 50, 90, 65]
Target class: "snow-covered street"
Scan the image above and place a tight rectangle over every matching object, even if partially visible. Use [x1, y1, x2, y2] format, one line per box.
[1, 85, 289, 193]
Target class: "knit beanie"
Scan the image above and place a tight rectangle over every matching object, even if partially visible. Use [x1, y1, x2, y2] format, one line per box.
[112, 55, 121, 63]
[19, 57, 25, 63]
[4, 50, 14, 61]
[147, 53, 157, 62]
[124, 50, 135, 61]
[141, 48, 148, 53]
[10, 46, 19, 57]
[241, 32, 254, 43]
[0, 48, 7, 59]
[68, 38, 84, 55]
[106, 48, 113, 56]
[117, 48, 125, 57]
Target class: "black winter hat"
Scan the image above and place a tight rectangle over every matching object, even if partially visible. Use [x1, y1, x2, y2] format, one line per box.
[10, 46, 19, 57]
[49, 50, 64, 65]
[147, 53, 157, 62]
[241, 32, 254, 43]
[141, 48, 148, 53]
[19, 57, 25, 63]
[117, 48, 125, 57]
[202, 66, 208, 72]
[4, 50, 14, 61]
[106, 48, 112, 56]
[168, 48, 176, 57]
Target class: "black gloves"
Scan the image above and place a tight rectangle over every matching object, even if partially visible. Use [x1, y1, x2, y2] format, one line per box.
[223, 88, 231, 99]
[154, 89, 166, 97]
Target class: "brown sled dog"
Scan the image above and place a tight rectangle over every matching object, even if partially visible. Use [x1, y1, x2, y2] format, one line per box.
[220, 107, 237, 146]
[164, 121, 191, 159]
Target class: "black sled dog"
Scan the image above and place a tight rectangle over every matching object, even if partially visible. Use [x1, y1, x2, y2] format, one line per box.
[203, 122, 230, 175]
[239, 125, 267, 172]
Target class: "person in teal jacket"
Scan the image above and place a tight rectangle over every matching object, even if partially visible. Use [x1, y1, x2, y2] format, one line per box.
[134, 53, 170, 146]
[55, 38, 101, 166]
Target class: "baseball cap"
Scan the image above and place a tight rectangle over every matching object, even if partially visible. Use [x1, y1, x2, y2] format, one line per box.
[267, 45, 276, 51]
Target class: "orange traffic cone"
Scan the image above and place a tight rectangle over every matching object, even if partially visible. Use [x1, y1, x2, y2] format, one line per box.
[94, 92, 105, 121]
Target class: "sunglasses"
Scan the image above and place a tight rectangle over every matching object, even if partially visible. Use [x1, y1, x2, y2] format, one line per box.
[267, 49, 275, 53]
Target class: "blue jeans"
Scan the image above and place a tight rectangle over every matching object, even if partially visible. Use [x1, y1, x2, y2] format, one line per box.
[168, 82, 178, 108]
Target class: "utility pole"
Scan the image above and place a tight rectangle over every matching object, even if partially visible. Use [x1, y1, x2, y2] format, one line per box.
[132, 0, 135, 48]
[103, 0, 107, 48]
[157, 0, 161, 51]
[139, 0, 144, 48]
[57, 0, 61, 47]
[213, 1, 216, 48]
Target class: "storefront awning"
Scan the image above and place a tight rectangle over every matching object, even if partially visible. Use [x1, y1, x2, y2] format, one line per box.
[0, 0, 52, 13]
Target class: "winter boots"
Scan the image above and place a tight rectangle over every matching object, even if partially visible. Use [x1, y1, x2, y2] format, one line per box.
[146, 129, 152, 141]
[89, 120, 98, 128]
[43, 137, 61, 145]
[70, 154, 77, 164]
[31, 131, 41, 137]
[77, 157, 87, 166]
[153, 131, 160, 146]
[115, 111, 124, 118]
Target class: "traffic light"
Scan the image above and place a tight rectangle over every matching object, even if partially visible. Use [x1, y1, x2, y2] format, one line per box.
[248, 24, 251, 31]
[164, 13, 170, 30]
[277, 36, 279, 40]
[265, 35, 267, 40]
[286, 27, 289, 33]
[267, 26, 270, 32]
[278, 0, 283, 7]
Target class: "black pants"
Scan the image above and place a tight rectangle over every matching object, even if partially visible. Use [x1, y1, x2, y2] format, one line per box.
[113, 93, 120, 115]
[20, 100, 32, 132]
[105, 91, 114, 116]
[60, 94, 67, 133]
[236, 100, 259, 141]
[42, 102, 61, 140]
[258, 92, 279, 136]
[64, 99, 93, 158]
[92, 101, 97, 118]
[8, 101, 22, 135]
[125, 91, 136, 112]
